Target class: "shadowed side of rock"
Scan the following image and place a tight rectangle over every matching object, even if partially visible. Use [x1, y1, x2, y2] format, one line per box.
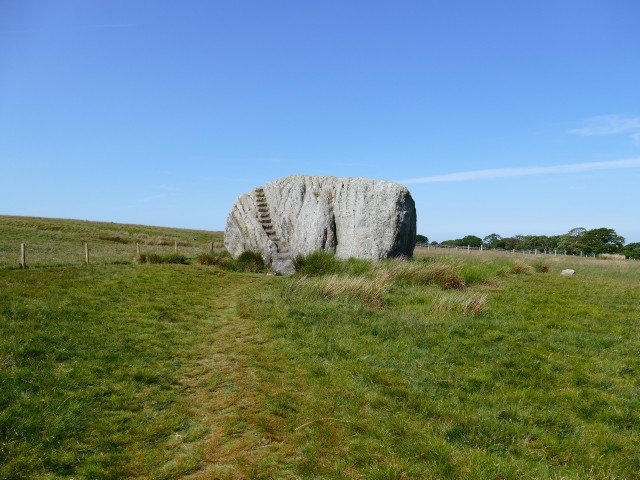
[224, 175, 417, 274]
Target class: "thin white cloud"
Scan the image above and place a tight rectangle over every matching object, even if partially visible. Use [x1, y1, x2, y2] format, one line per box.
[399, 158, 640, 184]
[569, 114, 640, 136]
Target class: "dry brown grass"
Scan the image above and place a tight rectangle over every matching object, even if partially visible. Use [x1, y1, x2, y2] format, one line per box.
[316, 272, 390, 307]
[283, 269, 392, 308]
[599, 253, 626, 261]
[532, 261, 551, 273]
[383, 259, 466, 290]
[430, 291, 488, 316]
[509, 261, 534, 275]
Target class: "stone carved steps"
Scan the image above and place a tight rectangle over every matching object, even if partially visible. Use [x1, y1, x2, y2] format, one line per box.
[253, 188, 291, 265]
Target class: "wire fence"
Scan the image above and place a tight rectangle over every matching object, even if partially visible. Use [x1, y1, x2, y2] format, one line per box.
[415, 243, 634, 260]
[1, 241, 225, 269]
[2, 240, 634, 270]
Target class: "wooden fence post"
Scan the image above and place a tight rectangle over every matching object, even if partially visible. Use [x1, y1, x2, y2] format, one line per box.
[210, 242, 214, 253]
[20, 243, 26, 268]
[136, 242, 140, 256]
[85, 243, 89, 265]
[174, 240, 178, 254]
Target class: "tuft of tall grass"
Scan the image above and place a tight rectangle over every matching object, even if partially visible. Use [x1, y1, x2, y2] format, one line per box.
[154, 237, 189, 247]
[198, 251, 266, 273]
[283, 269, 391, 308]
[532, 261, 550, 273]
[235, 251, 266, 273]
[430, 291, 488, 316]
[459, 260, 496, 285]
[385, 260, 466, 290]
[135, 253, 188, 264]
[293, 251, 341, 276]
[427, 263, 466, 289]
[97, 234, 131, 244]
[342, 257, 374, 276]
[197, 252, 235, 269]
[508, 261, 534, 275]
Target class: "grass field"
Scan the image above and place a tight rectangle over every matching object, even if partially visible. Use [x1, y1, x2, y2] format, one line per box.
[1, 217, 639, 479]
[0, 215, 224, 269]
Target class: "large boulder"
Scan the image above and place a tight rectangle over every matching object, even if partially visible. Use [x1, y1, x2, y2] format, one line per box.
[224, 175, 417, 274]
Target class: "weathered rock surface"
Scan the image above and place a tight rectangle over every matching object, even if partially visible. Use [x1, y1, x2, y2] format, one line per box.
[561, 269, 576, 276]
[224, 175, 417, 274]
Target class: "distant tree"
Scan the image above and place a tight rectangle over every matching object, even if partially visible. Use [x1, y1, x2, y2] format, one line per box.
[500, 237, 520, 250]
[557, 227, 587, 254]
[622, 242, 640, 260]
[548, 235, 563, 250]
[441, 239, 461, 247]
[416, 234, 429, 244]
[526, 235, 551, 251]
[483, 233, 502, 249]
[577, 228, 624, 255]
[568, 227, 587, 238]
[461, 235, 482, 248]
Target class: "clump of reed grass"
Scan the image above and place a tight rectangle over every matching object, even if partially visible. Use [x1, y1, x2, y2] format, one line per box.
[235, 251, 266, 273]
[459, 260, 495, 285]
[196, 252, 234, 268]
[283, 268, 391, 308]
[135, 253, 188, 264]
[385, 260, 466, 290]
[342, 257, 374, 276]
[508, 261, 534, 275]
[599, 253, 626, 261]
[96, 234, 131, 244]
[196, 250, 266, 273]
[293, 251, 341, 276]
[532, 261, 550, 273]
[316, 273, 389, 308]
[154, 237, 189, 247]
[428, 263, 466, 289]
[430, 291, 488, 316]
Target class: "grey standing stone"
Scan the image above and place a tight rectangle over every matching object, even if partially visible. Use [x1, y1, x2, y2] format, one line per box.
[224, 175, 417, 274]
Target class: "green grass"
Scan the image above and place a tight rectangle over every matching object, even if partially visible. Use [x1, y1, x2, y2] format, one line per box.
[1, 217, 640, 478]
[0, 215, 224, 268]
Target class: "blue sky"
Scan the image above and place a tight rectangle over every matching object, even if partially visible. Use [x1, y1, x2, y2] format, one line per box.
[1, 1, 639, 242]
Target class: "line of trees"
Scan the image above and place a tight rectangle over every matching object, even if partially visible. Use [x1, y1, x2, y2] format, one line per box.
[431, 227, 639, 259]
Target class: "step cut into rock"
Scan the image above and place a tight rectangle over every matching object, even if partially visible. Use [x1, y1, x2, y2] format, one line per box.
[224, 175, 417, 274]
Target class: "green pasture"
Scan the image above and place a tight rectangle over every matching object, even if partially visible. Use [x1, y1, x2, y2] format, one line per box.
[1, 217, 639, 479]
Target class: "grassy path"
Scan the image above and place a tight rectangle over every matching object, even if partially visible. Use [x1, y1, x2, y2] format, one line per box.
[0, 264, 291, 479]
